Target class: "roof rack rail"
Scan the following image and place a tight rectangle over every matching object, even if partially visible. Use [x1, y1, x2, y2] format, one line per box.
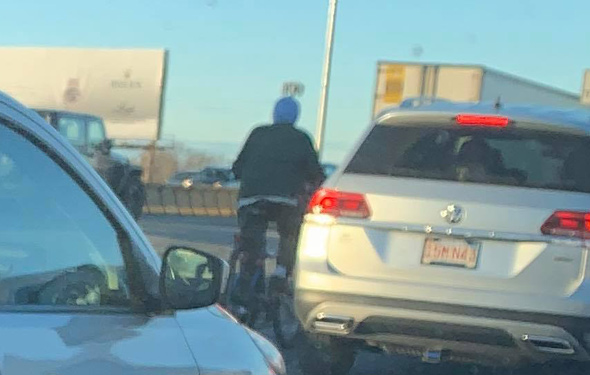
[399, 97, 451, 108]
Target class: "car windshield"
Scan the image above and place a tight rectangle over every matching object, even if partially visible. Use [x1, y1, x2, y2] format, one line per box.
[203, 168, 231, 181]
[346, 124, 590, 194]
[171, 172, 197, 181]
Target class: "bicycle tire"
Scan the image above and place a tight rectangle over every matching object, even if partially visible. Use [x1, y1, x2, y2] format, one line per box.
[225, 248, 265, 326]
[270, 288, 300, 349]
[245, 267, 266, 327]
[221, 245, 241, 306]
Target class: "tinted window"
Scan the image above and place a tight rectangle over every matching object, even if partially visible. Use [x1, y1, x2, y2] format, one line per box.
[57, 115, 85, 147]
[172, 172, 194, 180]
[202, 168, 230, 182]
[87, 119, 106, 147]
[0, 122, 131, 308]
[346, 125, 590, 194]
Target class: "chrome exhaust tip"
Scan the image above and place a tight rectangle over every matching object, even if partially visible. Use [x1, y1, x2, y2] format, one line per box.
[312, 313, 354, 334]
[521, 335, 575, 355]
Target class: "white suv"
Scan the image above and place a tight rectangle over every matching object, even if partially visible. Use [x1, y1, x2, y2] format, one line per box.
[294, 101, 590, 374]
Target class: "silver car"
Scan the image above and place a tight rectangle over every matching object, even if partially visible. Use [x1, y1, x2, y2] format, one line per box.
[295, 101, 590, 374]
[0, 92, 285, 375]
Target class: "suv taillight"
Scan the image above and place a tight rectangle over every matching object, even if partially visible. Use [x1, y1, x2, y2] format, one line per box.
[541, 211, 590, 239]
[307, 188, 371, 218]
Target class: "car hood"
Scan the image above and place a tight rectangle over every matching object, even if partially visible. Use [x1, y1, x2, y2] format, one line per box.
[0, 306, 269, 375]
[0, 311, 200, 375]
[174, 305, 271, 375]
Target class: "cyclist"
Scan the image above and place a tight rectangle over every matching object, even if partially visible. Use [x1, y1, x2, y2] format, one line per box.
[231, 96, 324, 306]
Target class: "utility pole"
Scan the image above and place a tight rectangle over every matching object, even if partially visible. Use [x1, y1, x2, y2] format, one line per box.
[315, 0, 338, 157]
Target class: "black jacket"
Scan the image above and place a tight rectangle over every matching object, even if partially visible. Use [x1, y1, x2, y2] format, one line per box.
[233, 124, 324, 199]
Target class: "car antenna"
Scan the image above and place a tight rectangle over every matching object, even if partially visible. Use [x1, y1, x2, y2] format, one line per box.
[494, 96, 502, 112]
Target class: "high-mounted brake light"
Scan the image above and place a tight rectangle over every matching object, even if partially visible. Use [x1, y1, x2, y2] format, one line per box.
[455, 114, 511, 127]
[307, 188, 371, 218]
[541, 211, 590, 239]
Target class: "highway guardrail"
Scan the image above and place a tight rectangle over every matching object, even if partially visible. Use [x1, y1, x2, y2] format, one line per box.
[143, 184, 239, 216]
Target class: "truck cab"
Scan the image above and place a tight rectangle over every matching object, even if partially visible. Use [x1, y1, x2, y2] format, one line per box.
[35, 110, 145, 219]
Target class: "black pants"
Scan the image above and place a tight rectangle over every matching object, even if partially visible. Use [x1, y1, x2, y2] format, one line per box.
[237, 200, 302, 277]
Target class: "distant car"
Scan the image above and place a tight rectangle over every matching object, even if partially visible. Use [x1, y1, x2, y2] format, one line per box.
[0, 92, 285, 375]
[35, 109, 145, 219]
[295, 101, 590, 374]
[167, 167, 236, 189]
[167, 171, 202, 189]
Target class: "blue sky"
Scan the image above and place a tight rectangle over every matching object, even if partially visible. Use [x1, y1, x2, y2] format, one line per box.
[0, 0, 589, 162]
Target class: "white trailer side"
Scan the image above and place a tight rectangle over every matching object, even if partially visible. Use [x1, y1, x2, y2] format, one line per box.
[480, 69, 581, 108]
[373, 62, 582, 117]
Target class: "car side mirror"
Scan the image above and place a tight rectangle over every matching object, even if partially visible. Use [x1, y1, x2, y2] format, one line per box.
[160, 246, 228, 310]
[92, 139, 112, 155]
[100, 139, 113, 154]
[104, 138, 113, 150]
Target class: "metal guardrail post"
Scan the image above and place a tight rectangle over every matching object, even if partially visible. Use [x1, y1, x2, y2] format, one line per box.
[223, 188, 236, 216]
[172, 188, 180, 215]
[158, 185, 164, 213]
[188, 187, 196, 216]
[213, 189, 223, 216]
[232, 189, 239, 215]
[157, 185, 165, 214]
[144, 194, 151, 215]
[199, 189, 210, 216]
[217, 189, 231, 216]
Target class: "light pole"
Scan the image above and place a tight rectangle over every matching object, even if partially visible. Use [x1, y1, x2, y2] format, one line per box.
[315, 0, 338, 157]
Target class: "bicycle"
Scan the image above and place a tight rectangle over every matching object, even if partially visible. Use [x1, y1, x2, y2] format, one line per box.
[222, 232, 300, 349]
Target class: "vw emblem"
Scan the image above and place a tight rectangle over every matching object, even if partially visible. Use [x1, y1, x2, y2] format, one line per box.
[441, 204, 464, 224]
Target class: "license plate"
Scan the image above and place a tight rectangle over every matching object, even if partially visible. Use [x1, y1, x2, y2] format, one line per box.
[422, 237, 480, 269]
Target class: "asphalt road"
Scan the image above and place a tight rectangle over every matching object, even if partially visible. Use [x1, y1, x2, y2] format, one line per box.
[139, 215, 543, 375]
[140, 214, 245, 255]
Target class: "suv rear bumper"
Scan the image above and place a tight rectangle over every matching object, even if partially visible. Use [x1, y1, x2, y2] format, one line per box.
[295, 289, 590, 365]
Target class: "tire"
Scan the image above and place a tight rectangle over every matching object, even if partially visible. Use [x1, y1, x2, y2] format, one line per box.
[123, 178, 145, 220]
[220, 246, 241, 307]
[269, 283, 299, 349]
[223, 244, 263, 326]
[244, 269, 265, 327]
[296, 331, 356, 375]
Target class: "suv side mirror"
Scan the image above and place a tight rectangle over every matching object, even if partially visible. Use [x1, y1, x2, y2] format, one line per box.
[92, 139, 112, 155]
[100, 139, 113, 154]
[160, 246, 228, 310]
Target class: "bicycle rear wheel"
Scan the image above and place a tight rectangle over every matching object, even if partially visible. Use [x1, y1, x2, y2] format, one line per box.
[270, 283, 300, 349]
[221, 238, 241, 307]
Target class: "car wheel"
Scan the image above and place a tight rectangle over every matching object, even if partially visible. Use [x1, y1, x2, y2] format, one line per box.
[296, 331, 356, 375]
[123, 178, 145, 219]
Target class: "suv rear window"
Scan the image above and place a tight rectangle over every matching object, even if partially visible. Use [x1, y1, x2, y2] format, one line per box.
[345, 125, 590, 194]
